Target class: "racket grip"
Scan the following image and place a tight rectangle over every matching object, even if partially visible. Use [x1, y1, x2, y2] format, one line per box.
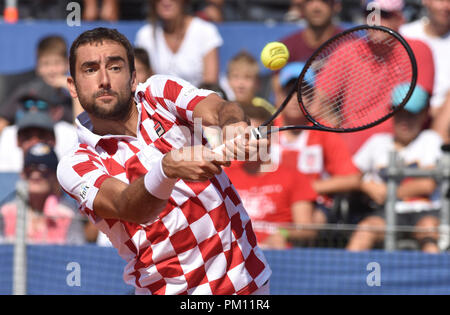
[212, 128, 262, 157]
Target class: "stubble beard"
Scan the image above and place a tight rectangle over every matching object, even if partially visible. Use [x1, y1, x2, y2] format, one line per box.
[77, 84, 134, 121]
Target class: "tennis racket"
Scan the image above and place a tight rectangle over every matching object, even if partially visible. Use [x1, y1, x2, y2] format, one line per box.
[213, 24, 417, 155]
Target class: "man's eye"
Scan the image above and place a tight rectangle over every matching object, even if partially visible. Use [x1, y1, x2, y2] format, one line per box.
[110, 66, 121, 71]
[85, 68, 95, 73]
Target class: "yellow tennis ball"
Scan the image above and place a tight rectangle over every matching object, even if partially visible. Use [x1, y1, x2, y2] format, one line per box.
[260, 42, 289, 71]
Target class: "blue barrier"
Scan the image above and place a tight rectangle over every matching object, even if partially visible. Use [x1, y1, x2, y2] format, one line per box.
[1, 245, 450, 295]
[0, 173, 19, 205]
[0, 21, 300, 76]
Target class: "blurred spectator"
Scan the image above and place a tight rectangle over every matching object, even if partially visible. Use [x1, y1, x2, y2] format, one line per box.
[226, 51, 273, 110]
[284, 0, 305, 23]
[134, 47, 154, 84]
[347, 86, 443, 253]
[135, 0, 223, 87]
[9, 0, 70, 20]
[196, 0, 225, 23]
[320, 0, 435, 155]
[83, 0, 120, 22]
[0, 143, 85, 244]
[0, 35, 74, 133]
[277, 62, 361, 226]
[432, 92, 450, 143]
[0, 102, 78, 173]
[400, 0, 450, 117]
[225, 101, 318, 249]
[271, 0, 342, 106]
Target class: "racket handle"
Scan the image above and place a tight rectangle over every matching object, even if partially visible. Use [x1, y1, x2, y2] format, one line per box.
[212, 128, 262, 157]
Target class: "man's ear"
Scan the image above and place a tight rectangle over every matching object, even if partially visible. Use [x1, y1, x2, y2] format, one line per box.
[131, 70, 138, 93]
[67, 76, 78, 99]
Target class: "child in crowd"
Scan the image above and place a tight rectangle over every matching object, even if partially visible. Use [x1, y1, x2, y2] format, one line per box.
[0, 35, 74, 132]
[134, 47, 153, 84]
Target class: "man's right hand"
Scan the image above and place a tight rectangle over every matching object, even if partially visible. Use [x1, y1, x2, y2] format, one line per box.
[162, 146, 231, 182]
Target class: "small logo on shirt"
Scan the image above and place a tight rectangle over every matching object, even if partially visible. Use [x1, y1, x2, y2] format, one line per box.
[80, 183, 90, 201]
[154, 121, 165, 137]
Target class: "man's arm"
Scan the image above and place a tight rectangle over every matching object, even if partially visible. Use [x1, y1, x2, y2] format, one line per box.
[92, 176, 168, 224]
[192, 93, 247, 128]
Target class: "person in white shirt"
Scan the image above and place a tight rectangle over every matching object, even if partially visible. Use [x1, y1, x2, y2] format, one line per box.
[346, 85, 443, 253]
[400, 0, 450, 115]
[0, 102, 77, 173]
[135, 0, 223, 87]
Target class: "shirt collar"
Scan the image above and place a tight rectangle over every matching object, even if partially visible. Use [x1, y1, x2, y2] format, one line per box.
[75, 110, 140, 151]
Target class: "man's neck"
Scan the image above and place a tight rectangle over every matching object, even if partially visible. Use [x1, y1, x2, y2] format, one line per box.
[91, 103, 139, 137]
[304, 23, 336, 48]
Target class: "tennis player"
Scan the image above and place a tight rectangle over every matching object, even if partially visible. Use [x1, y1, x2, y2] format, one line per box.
[57, 27, 271, 295]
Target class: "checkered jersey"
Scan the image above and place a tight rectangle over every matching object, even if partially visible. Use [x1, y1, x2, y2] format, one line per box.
[57, 75, 271, 295]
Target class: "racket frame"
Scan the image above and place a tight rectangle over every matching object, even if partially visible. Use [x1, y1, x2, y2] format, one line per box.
[259, 24, 418, 137]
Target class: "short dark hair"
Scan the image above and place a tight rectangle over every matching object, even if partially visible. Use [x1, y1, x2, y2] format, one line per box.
[69, 27, 135, 79]
[37, 35, 67, 59]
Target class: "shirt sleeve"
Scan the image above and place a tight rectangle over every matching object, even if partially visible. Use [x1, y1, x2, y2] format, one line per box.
[353, 135, 379, 173]
[408, 39, 435, 95]
[196, 19, 223, 56]
[138, 74, 214, 125]
[56, 150, 112, 223]
[290, 171, 317, 204]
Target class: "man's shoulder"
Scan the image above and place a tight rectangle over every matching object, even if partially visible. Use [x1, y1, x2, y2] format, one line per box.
[416, 129, 443, 145]
[280, 28, 306, 45]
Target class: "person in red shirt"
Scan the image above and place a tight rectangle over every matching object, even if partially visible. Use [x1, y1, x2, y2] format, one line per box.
[276, 62, 361, 225]
[226, 101, 318, 249]
[316, 0, 435, 155]
[272, 0, 343, 106]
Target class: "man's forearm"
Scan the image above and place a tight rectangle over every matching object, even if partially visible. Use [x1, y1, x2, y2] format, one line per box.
[217, 101, 249, 128]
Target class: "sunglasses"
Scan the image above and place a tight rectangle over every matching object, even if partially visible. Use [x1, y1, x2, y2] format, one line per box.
[24, 164, 53, 179]
[23, 99, 49, 111]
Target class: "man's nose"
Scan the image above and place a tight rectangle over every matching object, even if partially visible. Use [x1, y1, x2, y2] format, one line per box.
[99, 68, 111, 89]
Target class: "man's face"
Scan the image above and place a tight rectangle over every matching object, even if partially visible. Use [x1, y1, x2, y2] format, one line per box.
[423, 0, 450, 32]
[68, 40, 137, 120]
[303, 0, 335, 28]
[228, 65, 259, 105]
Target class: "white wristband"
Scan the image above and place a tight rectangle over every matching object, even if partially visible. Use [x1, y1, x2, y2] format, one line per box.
[144, 156, 177, 200]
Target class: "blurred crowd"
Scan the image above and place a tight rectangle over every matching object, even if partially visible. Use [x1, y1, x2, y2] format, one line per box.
[0, 0, 449, 253]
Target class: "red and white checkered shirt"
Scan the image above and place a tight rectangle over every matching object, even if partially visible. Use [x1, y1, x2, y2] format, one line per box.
[57, 75, 271, 295]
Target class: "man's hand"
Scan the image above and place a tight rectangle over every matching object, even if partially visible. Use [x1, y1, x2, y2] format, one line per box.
[162, 145, 231, 182]
[219, 122, 269, 162]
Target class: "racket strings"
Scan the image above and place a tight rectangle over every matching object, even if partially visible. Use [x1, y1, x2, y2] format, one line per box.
[299, 28, 414, 130]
